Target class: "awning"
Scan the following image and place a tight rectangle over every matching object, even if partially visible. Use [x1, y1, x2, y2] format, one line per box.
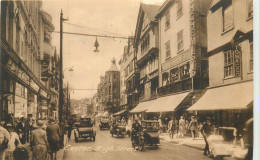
[95, 112, 104, 117]
[188, 81, 253, 111]
[113, 109, 127, 116]
[102, 111, 109, 117]
[146, 92, 190, 113]
[129, 99, 156, 113]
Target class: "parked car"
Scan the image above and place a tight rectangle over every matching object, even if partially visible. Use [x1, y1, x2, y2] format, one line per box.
[99, 116, 110, 130]
[74, 117, 96, 142]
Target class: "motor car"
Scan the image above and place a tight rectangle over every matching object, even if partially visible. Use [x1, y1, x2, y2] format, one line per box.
[74, 117, 96, 142]
[99, 116, 110, 130]
[110, 123, 127, 138]
[140, 120, 160, 149]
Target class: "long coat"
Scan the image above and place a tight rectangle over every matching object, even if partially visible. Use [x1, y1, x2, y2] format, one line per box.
[46, 123, 60, 152]
[30, 128, 50, 160]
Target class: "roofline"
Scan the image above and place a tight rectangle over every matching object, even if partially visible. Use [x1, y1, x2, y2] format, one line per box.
[155, 0, 174, 19]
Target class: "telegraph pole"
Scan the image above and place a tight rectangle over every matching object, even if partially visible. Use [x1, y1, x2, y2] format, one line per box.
[59, 10, 67, 124]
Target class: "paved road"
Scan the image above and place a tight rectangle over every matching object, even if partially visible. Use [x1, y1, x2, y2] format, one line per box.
[62, 125, 211, 160]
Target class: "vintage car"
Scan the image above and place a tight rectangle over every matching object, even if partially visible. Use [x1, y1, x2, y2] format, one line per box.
[74, 117, 96, 142]
[99, 116, 110, 130]
[132, 120, 160, 150]
[110, 123, 127, 138]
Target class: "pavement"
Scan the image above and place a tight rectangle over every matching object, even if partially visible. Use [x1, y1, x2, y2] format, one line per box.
[159, 133, 205, 150]
[23, 135, 67, 160]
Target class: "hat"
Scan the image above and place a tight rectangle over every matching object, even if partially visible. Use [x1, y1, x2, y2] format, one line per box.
[37, 120, 44, 127]
[180, 116, 183, 119]
[206, 117, 211, 120]
[6, 123, 12, 127]
[48, 117, 55, 123]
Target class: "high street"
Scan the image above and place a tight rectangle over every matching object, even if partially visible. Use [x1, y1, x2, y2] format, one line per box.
[62, 125, 211, 160]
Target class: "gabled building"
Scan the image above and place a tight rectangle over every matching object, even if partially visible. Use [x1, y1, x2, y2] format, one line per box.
[188, 0, 253, 126]
[137, 0, 211, 118]
[134, 3, 160, 102]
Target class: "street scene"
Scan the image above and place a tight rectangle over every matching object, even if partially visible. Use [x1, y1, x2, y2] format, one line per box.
[0, 0, 256, 160]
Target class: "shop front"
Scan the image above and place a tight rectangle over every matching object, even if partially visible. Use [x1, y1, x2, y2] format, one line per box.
[14, 82, 28, 118]
[38, 89, 49, 119]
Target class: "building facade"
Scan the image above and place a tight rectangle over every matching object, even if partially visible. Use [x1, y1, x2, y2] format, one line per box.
[0, 0, 58, 122]
[134, 4, 160, 103]
[104, 58, 120, 114]
[188, 0, 253, 126]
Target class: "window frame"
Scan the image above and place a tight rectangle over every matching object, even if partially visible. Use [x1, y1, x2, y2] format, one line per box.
[165, 11, 170, 30]
[177, 0, 183, 19]
[177, 30, 184, 53]
[224, 50, 235, 78]
[165, 40, 171, 60]
[247, 0, 253, 19]
[249, 42, 253, 72]
[222, 2, 234, 33]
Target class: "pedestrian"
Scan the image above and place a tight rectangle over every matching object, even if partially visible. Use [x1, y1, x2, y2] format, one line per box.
[67, 119, 73, 140]
[185, 119, 189, 135]
[17, 118, 26, 144]
[168, 117, 174, 139]
[46, 117, 60, 160]
[200, 117, 214, 156]
[178, 116, 185, 138]
[158, 118, 163, 135]
[188, 116, 198, 139]
[25, 116, 32, 143]
[0, 122, 10, 160]
[30, 120, 50, 160]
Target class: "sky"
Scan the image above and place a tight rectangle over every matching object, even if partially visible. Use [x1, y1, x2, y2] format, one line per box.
[42, 0, 164, 100]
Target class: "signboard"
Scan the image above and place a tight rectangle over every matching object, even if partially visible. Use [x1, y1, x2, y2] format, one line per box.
[30, 80, 40, 92]
[234, 47, 241, 77]
[189, 0, 197, 77]
[39, 89, 48, 98]
[7, 59, 30, 85]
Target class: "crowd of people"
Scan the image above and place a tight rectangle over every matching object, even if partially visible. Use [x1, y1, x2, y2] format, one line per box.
[0, 117, 69, 160]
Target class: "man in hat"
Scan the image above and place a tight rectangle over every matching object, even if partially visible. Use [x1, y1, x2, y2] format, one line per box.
[30, 120, 50, 160]
[188, 116, 198, 139]
[178, 116, 185, 138]
[17, 118, 26, 144]
[46, 117, 60, 160]
[201, 117, 214, 156]
[131, 118, 142, 141]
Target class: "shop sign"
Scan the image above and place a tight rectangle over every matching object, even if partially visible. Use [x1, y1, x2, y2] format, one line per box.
[7, 59, 30, 85]
[189, 0, 197, 77]
[40, 89, 48, 98]
[30, 80, 40, 92]
[234, 48, 241, 77]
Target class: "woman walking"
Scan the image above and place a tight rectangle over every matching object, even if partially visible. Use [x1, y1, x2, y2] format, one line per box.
[30, 120, 50, 160]
[46, 118, 60, 160]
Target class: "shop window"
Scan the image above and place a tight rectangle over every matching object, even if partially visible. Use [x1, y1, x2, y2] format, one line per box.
[177, 30, 184, 52]
[170, 67, 179, 83]
[165, 11, 170, 30]
[162, 72, 169, 86]
[224, 50, 234, 78]
[247, 0, 253, 18]
[249, 42, 253, 72]
[165, 41, 171, 59]
[177, 0, 183, 19]
[180, 62, 190, 80]
[222, 1, 233, 32]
